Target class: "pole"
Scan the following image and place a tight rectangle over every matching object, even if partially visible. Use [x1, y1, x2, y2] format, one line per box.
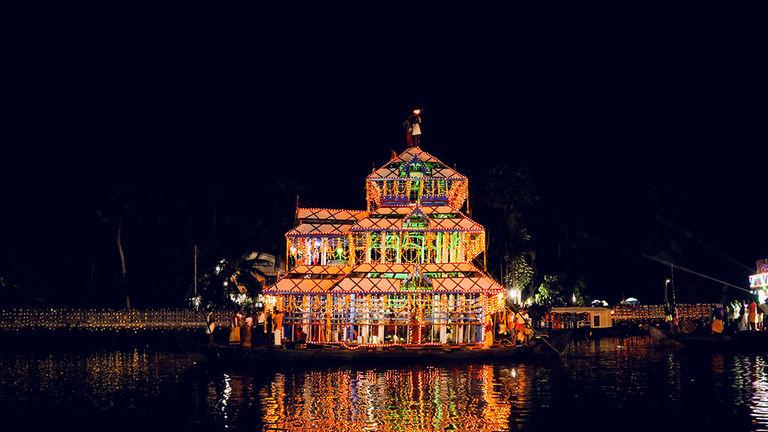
[500, 256, 504, 288]
[193, 245, 198, 297]
[670, 261, 676, 307]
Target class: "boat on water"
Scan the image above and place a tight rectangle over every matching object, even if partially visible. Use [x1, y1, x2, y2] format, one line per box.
[201, 332, 572, 367]
[649, 326, 768, 352]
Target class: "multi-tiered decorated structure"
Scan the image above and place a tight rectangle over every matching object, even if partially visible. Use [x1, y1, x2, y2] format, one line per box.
[264, 146, 506, 345]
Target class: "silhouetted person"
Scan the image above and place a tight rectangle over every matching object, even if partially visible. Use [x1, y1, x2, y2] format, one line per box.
[296, 327, 307, 344]
[749, 301, 758, 331]
[205, 308, 216, 345]
[403, 109, 422, 147]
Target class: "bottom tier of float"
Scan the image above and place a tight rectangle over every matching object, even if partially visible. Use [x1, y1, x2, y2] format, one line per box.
[199, 332, 571, 367]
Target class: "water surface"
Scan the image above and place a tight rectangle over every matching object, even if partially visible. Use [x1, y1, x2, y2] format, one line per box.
[1, 337, 767, 431]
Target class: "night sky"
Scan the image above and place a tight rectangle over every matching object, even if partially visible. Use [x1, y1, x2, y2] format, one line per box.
[2, 10, 765, 307]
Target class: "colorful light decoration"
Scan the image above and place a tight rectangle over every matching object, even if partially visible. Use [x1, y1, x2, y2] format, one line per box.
[758, 259, 768, 273]
[612, 304, 717, 323]
[0, 308, 232, 330]
[265, 146, 506, 346]
[750, 259, 768, 288]
[750, 259, 768, 303]
[751, 273, 768, 289]
[257, 364, 515, 431]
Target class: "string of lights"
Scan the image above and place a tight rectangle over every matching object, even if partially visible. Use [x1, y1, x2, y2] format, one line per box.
[264, 146, 506, 346]
[0, 308, 230, 331]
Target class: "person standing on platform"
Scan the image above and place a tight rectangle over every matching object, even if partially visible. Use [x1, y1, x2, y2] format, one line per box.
[403, 109, 422, 147]
[515, 311, 527, 345]
[759, 302, 768, 331]
[320, 312, 331, 343]
[229, 308, 243, 344]
[241, 311, 253, 348]
[266, 309, 274, 342]
[483, 315, 494, 347]
[738, 302, 748, 331]
[726, 303, 738, 334]
[506, 312, 516, 341]
[296, 327, 307, 344]
[205, 308, 216, 345]
[273, 308, 284, 345]
[256, 307, 266, 345]
[671, 307, 681, 335]
[749, 301, 758, 331]
[522, 310, 534, 344]
[711, 306, 724, 334]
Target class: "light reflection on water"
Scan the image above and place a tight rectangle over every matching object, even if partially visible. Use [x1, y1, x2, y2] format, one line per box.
[0, 348, 198, 430]
[252, 366, 520, 431]
[4, 338, 768, 430]
[750, 357, 768, 429]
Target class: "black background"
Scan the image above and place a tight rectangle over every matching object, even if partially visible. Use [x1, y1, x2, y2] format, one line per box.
[2, 6, 765, 306]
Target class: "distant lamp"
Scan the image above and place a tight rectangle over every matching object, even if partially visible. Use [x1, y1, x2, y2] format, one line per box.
[507, 287, 521, 305]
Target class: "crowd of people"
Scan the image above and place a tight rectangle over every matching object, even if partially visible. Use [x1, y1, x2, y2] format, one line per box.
[208, 305, 536, 348]
[206, 307, 290, 347]
[663, 300, 768, 336]
[709, 299, 768, 334]
[497, 308, 534, 346]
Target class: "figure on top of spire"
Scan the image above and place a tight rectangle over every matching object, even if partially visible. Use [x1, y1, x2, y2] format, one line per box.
[403, 108, 422, 147]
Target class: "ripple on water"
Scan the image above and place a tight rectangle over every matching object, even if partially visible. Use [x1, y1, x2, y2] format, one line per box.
[3, 337, 768, 431]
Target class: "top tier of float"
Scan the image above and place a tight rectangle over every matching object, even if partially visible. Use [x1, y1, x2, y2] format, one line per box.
[366, 108, 468, 210]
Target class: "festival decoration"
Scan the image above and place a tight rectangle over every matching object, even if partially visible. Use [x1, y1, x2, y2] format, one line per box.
[611, 304, 717, 323]
[265, 145, 506, 345]
[750, 259, 768, 302]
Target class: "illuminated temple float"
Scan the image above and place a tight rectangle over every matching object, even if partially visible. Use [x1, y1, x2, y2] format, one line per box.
[263, 145, 508, 347]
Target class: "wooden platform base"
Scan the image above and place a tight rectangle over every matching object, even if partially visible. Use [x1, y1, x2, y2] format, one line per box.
[202, 333, 571, 367]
